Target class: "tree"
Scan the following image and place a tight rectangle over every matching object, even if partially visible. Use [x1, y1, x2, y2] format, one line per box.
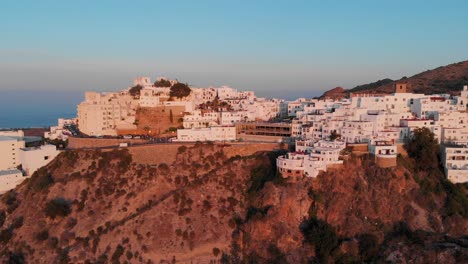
[404, 127, 439, 171]
[129, 85, 143, 97]
[329, 130, 341, 141]
[300, 217, 339, 261]
[170, 83, 191, 98]
[154, 79, 172, 87]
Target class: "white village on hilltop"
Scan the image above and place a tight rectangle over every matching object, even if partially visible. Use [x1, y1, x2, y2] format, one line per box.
[0, 78, 467, 193]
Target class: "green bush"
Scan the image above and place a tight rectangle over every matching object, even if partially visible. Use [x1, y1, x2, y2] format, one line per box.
[154, 79, 171, 87]
[35, 229, 49, 241]
[111, 244, 125, 262]
[129, 85, 143, 97]
[0, 228, 13, 243]
[404, 127, 439, 171]
[443, 180, 468, 217]
[2, 191, 19, 213]
[0, 210, 5, 228]
[29, 167, 54, 191]
[11, 216, 23, 229]
[7, 251, 25, 263]
[300, 217, 339, 261]
[178, 146, 187, 154]
[45, 198, 71, 219]
[358, 233, 379, 262]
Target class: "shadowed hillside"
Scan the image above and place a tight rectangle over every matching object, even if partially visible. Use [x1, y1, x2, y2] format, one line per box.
[0, 143, 466, 263]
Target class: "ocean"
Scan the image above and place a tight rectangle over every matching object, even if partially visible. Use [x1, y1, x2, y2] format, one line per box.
[0, 90, 84, 129]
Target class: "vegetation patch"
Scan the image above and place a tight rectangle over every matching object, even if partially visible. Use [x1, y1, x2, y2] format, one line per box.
[170, 82, 191, 98]
[300, 217, 339, 262]
[44, 198, 72, 219]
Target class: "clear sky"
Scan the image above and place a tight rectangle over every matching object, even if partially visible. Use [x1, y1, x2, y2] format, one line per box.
[1, 0, 467, 98]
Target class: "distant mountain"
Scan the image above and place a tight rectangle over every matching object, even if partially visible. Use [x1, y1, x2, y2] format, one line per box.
[320, 60, 468, 98]
[349, 78, 394, 93]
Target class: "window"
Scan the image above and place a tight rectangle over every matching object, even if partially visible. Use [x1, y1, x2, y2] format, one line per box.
[44, 156, 49, 160]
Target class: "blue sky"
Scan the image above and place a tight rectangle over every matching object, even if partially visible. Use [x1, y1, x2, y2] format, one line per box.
[1, 0, 467, 98]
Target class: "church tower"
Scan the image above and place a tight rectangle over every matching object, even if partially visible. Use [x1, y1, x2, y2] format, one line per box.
[394, 83, 407, 93]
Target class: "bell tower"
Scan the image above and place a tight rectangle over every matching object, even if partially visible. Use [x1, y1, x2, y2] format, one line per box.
[394, 83, 407, 93]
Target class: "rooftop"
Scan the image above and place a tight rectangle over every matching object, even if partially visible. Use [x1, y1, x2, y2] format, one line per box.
[0, 136, 23, 142]
[0, 169, 22, 177]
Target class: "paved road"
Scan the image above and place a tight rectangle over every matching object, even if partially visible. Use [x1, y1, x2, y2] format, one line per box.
[67, 138, 281, 151]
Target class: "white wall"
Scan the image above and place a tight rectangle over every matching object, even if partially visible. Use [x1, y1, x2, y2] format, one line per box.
[177, 126, 236, 142]
[0, 170, 24, 194]
[19, 145, 60, 176]
[0, 133, 25, 170]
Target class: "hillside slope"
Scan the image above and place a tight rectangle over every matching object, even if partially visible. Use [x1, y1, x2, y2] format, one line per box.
[0, 146, 466, 263]
[321, 60, 468, 98]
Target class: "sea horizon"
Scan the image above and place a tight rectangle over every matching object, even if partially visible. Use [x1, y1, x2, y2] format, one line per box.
[0, 90, 83, 129]
[0, 88, 322, 129]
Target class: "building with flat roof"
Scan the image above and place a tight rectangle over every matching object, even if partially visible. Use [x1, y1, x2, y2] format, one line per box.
[0, 169, 24, 194]
[0, 131, 25, 171]
[277, 140, 345, 178]
[176, 126, 236, 142]
[442, 145, 468, 183]
[19, 145, 60, 176]
[236, 122, 292, 137]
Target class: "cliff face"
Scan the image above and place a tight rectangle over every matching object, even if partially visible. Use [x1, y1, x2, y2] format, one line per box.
[0, 146, 466, 263]
[224, 155, 467, 263]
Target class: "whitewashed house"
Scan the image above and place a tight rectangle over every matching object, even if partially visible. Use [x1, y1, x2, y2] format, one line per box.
[19, 145, 60, 176]
[442, 145, 468, 183]
[176, 126, 236, 142]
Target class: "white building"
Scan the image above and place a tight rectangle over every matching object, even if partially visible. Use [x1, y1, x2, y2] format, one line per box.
[441, 127, 468, 145]
[217, 86, 239, 100]
[399, 119, 442, 143]
[45, 118, 77, 140]
[183, 110, 220, 128]
[133, 76, 153, 87]
[77, 91, 138, 136]
[219, 111, 248, 126]
[176, 126, 236, 142]
[368, 139, 397, 159]
[442, 145, 468, 183]
[410, 96, 456, 119]
[341, 121, 373, 143]
[433, 111, 467, 129]
[139, 87, 163, 107]
[19, 145, 60, 176]
[0, 131, 25, 171]
[277, 140, 345, 178]
[192, 87, 217, 104]
[0, 169, 24, 194]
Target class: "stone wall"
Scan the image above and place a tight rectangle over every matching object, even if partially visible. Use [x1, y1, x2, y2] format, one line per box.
[68, 137, 148, 149]
[375, 156, 397, 168]
[348, 143, 368, 152]
[129, 142, 280, 165]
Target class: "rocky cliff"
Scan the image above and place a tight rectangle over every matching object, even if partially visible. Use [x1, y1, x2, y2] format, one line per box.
[0, 145, 466, 263]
